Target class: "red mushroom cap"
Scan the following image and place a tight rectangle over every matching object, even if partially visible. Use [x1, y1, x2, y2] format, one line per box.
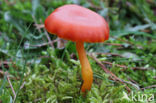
[45, 4, 109, 43]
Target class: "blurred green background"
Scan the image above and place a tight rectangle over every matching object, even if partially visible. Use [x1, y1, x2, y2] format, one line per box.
[0, 0, 156, 103]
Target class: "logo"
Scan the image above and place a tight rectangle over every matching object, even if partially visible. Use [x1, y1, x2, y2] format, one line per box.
[122, 91, 155, 102]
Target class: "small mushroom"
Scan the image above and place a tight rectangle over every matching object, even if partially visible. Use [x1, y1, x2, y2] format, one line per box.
[45, 4, 109, 93]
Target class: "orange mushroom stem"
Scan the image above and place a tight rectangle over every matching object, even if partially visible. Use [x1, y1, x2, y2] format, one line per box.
[76, 42, 93, 93]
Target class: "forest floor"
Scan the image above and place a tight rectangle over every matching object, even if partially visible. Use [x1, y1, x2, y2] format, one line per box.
[0, 0, 156, 103]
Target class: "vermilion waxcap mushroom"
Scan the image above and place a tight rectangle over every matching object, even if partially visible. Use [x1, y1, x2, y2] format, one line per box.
[45, 4, 109, 93]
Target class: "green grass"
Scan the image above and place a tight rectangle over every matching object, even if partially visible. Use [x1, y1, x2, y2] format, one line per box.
[0, 0, 156, 102]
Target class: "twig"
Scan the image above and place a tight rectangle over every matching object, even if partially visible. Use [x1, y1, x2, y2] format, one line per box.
[94, 52, 124, 58]
[128, 77, 139, 85]
[5, 72, 16, 100]
[141, 85, 156, 90]
[56, 38, 68, 49]
[0, 69, 20, 80]
[102, 61, 148, 70]
[87, 0, 103, 10]
[91, 53, 151, 71]
[89, 54, 131, 93]
[34, 24, 44, 29]
[32, 16, 54, 48]
[132, 67, 149, 70]
[113, 37, 143, 49]
[43, 27, 54, 48]
[20, 82, 26, 90]
[126, 77, 142, 90]
[122, 80, 140, 90]
[3, 72, 25, 102]
[30, 40, 58, 48]
[32, 16, 47, 46]
[103, 43, 123, 47]
[34, 23, 68, 49]
[33, 16, 44, 34]
[32, 16, 42, 33]
[102, 61, 127, 68]
[29, 38, 68, 49]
